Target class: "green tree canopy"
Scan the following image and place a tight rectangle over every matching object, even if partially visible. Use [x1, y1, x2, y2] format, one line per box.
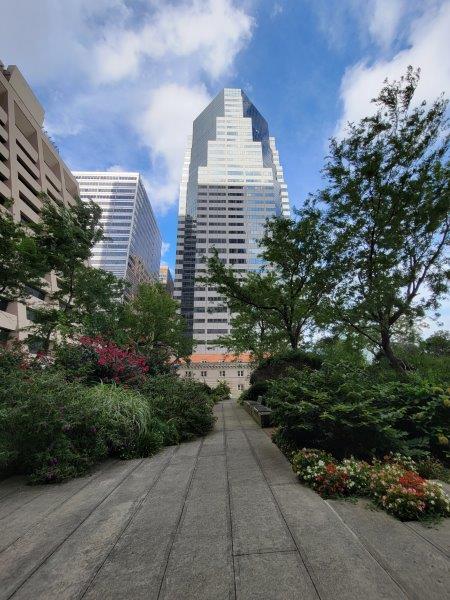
[202, 206, 337, 352]
[28, 196, 125, 348]
[121, 282, 193, 369]
[0, 201, 48, 302]
[319, 67, 449, 371]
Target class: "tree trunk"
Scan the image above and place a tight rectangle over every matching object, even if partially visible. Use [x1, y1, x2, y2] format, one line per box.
[380, 329, 406, 372]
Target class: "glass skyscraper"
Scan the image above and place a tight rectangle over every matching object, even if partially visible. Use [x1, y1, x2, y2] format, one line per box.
[74, 171, 162, 294]
[174, 88, 290, 353]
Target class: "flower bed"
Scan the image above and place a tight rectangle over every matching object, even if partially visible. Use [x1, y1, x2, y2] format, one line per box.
[291, 448, 450, 521]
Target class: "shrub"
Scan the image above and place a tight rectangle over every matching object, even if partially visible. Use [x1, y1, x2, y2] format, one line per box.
[250, 349, 322, 385]
[139, 374, 215, 443]
[55, 337, 149, 385]
[292, 448, 334, 486]
[416, 456, 450, 482]
[239, 381, 270, 403]
[0, 370, 107, 482]
[339, 458, 372, 495]
[86, 384, 165, 459]
[210, 380, 231, 402]
[313, 463, 350, 498]
[266, 361, 450, 462]
[290, 448, 450, 521]
[0, 369, 165, 483]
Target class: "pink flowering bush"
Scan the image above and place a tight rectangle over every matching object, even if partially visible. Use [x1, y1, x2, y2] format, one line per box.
[56, 336, 149, 385]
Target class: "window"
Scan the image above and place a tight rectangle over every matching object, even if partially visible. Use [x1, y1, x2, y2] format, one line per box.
[201, 370, 207, 377]
[219, 370, 226, 377]
[25, 285, 46, 300]
[237, 370, 244, 377]
[26, 307, 38, 322]
[237, 384, 244, 391]
[185, 371, 192, 377]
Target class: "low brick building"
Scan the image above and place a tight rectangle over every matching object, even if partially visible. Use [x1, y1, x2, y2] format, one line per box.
[176, 353, 253, 398]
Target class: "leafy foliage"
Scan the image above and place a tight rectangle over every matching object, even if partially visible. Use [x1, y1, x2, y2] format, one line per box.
[250, 349, 322, 384]
[266, 361, 450, 461]
[0, 348, 215, 483]
[0, 203, 48, 302]
[120, 282, 193, 371]
[139, 374, 215, 443]
[54, 337, 149, 384]
[202, 207, 336, 352]
[290, 448, 450, 520]
[319, 67, 449, 371]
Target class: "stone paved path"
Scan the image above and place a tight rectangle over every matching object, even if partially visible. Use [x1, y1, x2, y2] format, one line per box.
[0, 399, 449, 599]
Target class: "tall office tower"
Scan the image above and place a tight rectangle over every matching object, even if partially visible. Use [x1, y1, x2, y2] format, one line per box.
[174, 88, 290, 354]
[0, 62, 79, 346]
[74, 172, 162, 295]
[159, 265, 174, 297]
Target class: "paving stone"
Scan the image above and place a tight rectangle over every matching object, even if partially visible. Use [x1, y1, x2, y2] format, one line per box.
[328, 498, 450, 600]
[244, 429, 298, 485]
[1, 400, 449, 600]
[82, 454, 197, 600]
[230, 480, 295, 555]
[406, 519, 450, 558]
[235, 551, 319, 600]
[159, 537, 234, 600]
[0, 463, 119, 553]
[272, 483, 408, 600]
[11, 452, 175, 600]
[0, 459, 143, 600]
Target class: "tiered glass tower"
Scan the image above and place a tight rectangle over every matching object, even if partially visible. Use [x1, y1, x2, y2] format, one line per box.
[174, 88, 290, 352]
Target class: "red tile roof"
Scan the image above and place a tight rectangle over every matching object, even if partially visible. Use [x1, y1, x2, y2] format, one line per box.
[178, 352, 253, 364]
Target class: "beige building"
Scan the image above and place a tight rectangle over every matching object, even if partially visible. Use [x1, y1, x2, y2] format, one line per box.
[0, 61, 79, 346]
[159, 265, 174, 297]
[177, 353, 252, 398]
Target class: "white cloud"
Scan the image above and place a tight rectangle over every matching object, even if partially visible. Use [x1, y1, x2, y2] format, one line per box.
[369, 0, 405, 49]
[161, 242, 170, 256]
[138, 83, 211, 212]
[336, 1, 450, 136]
[0, 0, 254, 214]
[92, 0, 253, 83]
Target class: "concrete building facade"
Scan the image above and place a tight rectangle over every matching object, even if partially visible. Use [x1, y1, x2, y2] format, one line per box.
[178, 353, 252, 398]
[174, 88, 290, 354]
[74, 172, 162, 295]
[0, 62, 79, 345]
[159, 265, 174, 297]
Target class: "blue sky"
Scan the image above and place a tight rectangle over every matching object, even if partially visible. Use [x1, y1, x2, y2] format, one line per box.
[1, 0, 449, 329]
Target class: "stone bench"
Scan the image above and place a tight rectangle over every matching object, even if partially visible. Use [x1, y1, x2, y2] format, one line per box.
[243, 399, 273, 428]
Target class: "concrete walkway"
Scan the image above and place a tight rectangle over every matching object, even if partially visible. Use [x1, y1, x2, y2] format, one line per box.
[0, 400, 449, 600]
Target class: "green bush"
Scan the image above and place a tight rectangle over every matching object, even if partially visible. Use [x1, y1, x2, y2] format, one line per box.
[0, 369, 166, 483]
[249, 349, 322, 385]
[139, 374, 215, 443]
[266, 361, 450, 462]
[210, 380, 231, 402]
[239, 381, 270, 404]
[0, 370, 107, 482]
[86, 384, 165, 459]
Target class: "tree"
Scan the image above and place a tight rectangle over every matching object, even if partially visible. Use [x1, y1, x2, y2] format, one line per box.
[215, 306, 289, 361]
[320, 67, 449, 371]
[28, 195, 120, 347]
[121, 282, 193, 370]
[0, 201, 48, 301]
[202, 207, 336, 351]
[30, 266, 126, 345]
[422, 330, 450, 357]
